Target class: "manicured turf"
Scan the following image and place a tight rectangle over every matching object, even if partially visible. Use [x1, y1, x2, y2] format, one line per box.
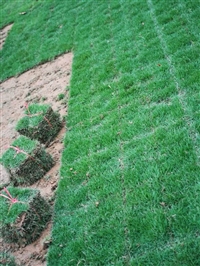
[1, 1, 199, 265]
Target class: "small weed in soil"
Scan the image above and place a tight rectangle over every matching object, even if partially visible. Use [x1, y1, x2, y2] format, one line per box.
[57, 93, 65, 101]
[41, 96, 48, 102]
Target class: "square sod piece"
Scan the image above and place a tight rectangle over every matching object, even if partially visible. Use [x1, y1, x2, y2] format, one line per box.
[0, 187, 51, 246]
[16, 103, 62, 144]
[0, 136, 54, 186]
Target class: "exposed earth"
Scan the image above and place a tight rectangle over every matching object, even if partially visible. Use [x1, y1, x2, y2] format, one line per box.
[0, 23, 73, 266]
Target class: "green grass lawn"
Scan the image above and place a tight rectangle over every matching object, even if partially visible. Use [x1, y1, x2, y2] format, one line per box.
[1, 0, 200, 265]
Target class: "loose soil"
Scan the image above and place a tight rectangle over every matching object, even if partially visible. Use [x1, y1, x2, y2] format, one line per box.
[0, 48, 73, 265]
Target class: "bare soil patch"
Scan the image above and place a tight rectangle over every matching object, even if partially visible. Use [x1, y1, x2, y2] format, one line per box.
[0, 52, 73, 266]
[0, 24, 13, 50]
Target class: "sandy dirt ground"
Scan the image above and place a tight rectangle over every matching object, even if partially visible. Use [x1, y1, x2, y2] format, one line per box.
[0, 24, 73, 266]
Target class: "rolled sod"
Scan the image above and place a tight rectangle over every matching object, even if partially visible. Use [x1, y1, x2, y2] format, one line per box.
[16, 103, 62, 144]
[0, 136, 54, 185]
[0, 187, 51, 246]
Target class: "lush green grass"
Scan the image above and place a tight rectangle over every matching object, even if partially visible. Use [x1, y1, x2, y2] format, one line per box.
[1, 0, 199, 265]
[0, 0, 75, 80]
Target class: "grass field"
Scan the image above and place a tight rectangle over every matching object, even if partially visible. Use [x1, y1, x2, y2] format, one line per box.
[1, 0, 200, 265]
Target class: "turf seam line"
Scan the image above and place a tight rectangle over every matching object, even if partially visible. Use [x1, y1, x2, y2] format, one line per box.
[129, 233, 200, 261]
[141, 93, 184, 110]
[108, 1, 131, 263]
[68, 118, 182, 165]
[147, 0, 200, 166]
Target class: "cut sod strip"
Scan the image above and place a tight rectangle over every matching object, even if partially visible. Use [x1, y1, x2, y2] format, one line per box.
[0, 187, 51, 246]
[16, 103, 62, 145]
[0, 136, 54, 185]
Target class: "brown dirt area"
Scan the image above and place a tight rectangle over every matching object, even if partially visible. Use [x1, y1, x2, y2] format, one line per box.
[0, 43, 73, 265]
